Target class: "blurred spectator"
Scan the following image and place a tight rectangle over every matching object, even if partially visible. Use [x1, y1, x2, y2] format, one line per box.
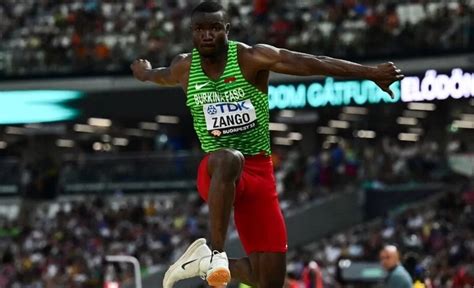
[379, 245, 413, 288]
[452, 264, 474, 288]
[302, 261, 324, 288]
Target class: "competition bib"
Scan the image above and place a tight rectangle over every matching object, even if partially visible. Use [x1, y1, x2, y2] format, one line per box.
[203, 99, 258, 137]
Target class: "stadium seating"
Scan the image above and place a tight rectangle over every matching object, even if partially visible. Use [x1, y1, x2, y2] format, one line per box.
[1, 0, 472, 77]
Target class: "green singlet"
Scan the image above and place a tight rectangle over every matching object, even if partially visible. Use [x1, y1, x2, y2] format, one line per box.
[186, 41, 271, 155]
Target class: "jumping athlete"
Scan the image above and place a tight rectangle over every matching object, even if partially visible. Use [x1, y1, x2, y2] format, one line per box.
[130, 2, 404, 287]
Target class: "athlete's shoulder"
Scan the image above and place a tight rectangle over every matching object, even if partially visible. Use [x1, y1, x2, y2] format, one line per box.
[235, 41, 277, 54]
[234, 42, 279, 68]
[169, 53, 192, 78]
[235, 41, 256, 56]
[235, 42, 262, 62]
[171, 53, 192, 68]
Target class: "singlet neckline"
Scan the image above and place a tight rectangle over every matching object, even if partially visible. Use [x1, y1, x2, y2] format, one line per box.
[197, 41, 233, 83]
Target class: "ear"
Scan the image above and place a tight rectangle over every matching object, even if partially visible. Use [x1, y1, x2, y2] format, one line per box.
[225, 23, 230, 35]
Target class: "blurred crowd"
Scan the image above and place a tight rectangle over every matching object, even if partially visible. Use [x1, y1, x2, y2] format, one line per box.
[1, 0, 473, 77]
[59, 152, 201, 186]
[0, 175, 471, 287]
[286, 188, 474, 287]
[0, 134, 469, 287]
[0, 134, 453, 207]
[55, 137, 449, 209]
[274, 138, 447, 208]
[0, 194, 210, 287]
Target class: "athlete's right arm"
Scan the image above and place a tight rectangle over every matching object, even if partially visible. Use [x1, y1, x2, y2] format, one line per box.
[130, 54, 189, 86]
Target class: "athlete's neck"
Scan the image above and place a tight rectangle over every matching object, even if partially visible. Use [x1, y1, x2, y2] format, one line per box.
[201, 43, 229, 64]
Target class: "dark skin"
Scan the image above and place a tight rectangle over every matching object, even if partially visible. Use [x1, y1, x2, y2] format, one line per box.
[131, 10, 403, 288]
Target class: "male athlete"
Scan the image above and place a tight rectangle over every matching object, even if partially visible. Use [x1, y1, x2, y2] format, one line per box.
[131, 2, 403, 288]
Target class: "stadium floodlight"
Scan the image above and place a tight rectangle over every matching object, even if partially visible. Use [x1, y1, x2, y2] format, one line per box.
[105, 255, 142, 288]
[56, 139, 74, 148]
[288, 132, 303, 141]
[452, 120, 474, 129]
[407, 102, 436, 111]
[74, 124, 96, 133]
[112, 138, 129, 146]
[273, 137, 293, 146]
[88, 117, 112, 127]
[139, 122, 159, 130]
[156, 115, 180, 124]
[279, 110, 296, 117]
[93, 142, 103, 151]
[355, 130, 376, 139]
[396, 117, 418, 126]
[398, 133, 419, 142]
[317, 126, 337, 135]
[461, 114, 474, 122]
[269, 122, 288, 131]
[329, 120, 350, 129]
[343, 106, 368, 115]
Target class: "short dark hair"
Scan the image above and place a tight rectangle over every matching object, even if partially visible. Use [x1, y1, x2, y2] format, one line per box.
[191, 1, 226, 17]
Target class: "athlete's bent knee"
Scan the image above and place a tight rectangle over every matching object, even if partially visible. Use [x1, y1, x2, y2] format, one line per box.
[208, 149, 244, 181]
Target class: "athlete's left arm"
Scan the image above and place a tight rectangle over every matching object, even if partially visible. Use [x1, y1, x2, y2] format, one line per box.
[249, 44, 404, 97]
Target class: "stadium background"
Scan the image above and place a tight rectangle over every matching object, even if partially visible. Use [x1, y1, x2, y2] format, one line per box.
[0, 0, 474, 287]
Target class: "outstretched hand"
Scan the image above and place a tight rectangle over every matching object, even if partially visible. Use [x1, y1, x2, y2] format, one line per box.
[373, 62, 404, 98]
[130, 59, 152, 81]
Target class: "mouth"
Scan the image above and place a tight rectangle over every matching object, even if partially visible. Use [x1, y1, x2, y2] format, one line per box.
[201, 43, 215, 48]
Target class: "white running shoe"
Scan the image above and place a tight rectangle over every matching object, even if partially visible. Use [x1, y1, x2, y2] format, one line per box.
[206, 250, 231, 287]
[162, 238, 212, 288]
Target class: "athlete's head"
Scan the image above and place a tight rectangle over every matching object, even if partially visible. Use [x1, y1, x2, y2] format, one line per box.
[191, 1, 230, 58]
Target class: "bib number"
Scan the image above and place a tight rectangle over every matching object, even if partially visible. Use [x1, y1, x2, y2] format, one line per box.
[203, 99, 258, 137]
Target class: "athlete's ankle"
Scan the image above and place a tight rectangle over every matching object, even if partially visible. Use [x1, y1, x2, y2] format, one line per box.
[210, 243, 225, 253]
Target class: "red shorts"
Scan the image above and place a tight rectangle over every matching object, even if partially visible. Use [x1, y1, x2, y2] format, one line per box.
[197, 154, 288, 255]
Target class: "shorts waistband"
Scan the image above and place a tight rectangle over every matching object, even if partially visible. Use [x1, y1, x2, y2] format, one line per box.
[204, 151, 271, 160]
[244, 152, 272, 164]
[244, 150, 271, 159]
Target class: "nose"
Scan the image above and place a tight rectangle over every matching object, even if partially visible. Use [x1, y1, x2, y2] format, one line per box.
[202, 30, 213, 41]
